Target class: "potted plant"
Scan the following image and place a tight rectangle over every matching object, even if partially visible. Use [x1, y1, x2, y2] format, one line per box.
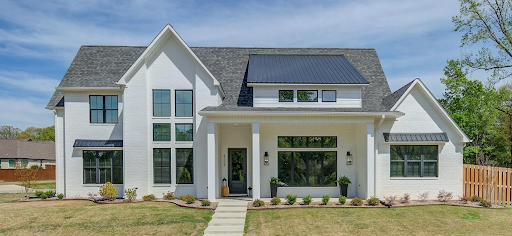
[269, 177, 281, 198]
[337, 176, 351, 197]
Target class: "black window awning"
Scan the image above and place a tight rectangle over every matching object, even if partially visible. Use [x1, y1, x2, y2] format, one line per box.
[383, 133, 449, 143]
[73, 139, 123, 148]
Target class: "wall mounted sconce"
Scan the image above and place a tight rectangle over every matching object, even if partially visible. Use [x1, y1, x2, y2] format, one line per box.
[264, 152, 269, 166]
[346, 151, 353, 165]
[223, 155, 226, 166]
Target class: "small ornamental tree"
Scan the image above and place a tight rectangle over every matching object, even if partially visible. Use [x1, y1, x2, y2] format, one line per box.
[14, 160, 38, 199]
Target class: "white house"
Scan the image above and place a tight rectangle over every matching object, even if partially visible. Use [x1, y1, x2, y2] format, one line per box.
[46, 25, 470, 201]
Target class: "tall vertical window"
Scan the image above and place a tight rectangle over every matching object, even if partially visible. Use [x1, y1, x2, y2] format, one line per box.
[90, 96, 118, 123]
[153, 90, 171, 117]
[83, 150, 123, 184]
[175, 90, 193, 117]
[153, 124, 171, 141]
[322, 90, 336, 102]
[279, 90, 294, 102]
[154, 149, 171, 184]
[390, 145, 438, 177]
[176, 124, 193, 141]
[176, 149, 194, 184]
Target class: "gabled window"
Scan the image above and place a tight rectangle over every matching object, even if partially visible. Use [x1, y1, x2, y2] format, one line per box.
[153, 90, 171, 117]
[297, 90, 318, 102]
[90, 96, 118, 123]
[279, 90, 293, 102]
[176, 124, 193, 141]
[175, 90, 193, 117]
[153, 124, 171, 141]
[322, 90, 336, 102]
[390, 145, 438, 177]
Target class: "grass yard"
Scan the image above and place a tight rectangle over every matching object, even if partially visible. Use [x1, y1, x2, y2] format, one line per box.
[27, 182, 56, 189]
[245, 205, 512, 235]
[0, 193, 213, 236]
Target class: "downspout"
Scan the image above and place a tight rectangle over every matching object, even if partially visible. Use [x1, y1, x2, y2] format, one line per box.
[375, 115, 385, 197]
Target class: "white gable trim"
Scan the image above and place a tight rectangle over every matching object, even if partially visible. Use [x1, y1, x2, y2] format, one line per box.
[390, 79, 471, 143]
[116, 24, 225, 98]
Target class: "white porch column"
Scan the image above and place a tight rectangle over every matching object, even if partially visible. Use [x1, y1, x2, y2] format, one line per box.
[207, 122, 216, 202]
[366, 122, 375, 198]
[252, 122, 261, 200]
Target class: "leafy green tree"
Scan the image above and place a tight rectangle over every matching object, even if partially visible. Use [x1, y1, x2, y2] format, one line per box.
[0, 126, 21, 139]
[35, 126, 55, 141]
[453, 0, 512, 83]
[439, 60, 511, 164]
[16, 126, 43, 140]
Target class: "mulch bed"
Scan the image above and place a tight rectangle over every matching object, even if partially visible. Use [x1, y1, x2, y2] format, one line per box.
[247, 200, 506, 210]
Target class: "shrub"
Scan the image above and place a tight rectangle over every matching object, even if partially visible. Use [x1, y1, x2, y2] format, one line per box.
[271, 197, 281, 205]
[460, 195, 471, 203]
[399, 193, 411, 203]
[269, 177, 281, 184]
[35, 190, 44, 198]
[44, 190, 55, 198]
[124, 188, 137, 202]
[367, 197, 380, 206]
[253, 199, 265, 207]
[418, 192, 430, 201]
[99, 182, 118, 201]
[143, 194, 157, 201]
[321, 195, 330, 205]
[471, 195, 483, 202]
[285, 194, 297, 205]
[40, 193, 48, 200]
[302, 195, 312, 205]
[162, 191, 176, 200]
[338, 196, 347, 205]
[57, 193, 64, 199]
[350, 197, 364, 206]
[437, 190, 453, 202]
[201, 199, 211, 206]
[479, 199, 492, 208]
[179, 194, 196, 204]
[337, 175, 352, 185]
[385, 195, 398, 204]
[29, 165, 42, 169]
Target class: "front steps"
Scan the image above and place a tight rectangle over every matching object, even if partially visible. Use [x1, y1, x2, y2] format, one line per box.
[204, 200, 248, 236]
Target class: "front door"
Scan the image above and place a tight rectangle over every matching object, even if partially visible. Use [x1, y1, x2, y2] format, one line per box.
[228, 148, 247, 194]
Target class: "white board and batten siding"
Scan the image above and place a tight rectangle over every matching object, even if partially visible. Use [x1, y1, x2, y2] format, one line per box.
[252, 86, 362, 108]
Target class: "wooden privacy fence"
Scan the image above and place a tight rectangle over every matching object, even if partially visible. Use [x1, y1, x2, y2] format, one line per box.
[463, 164, 512, 205]
[0, 169, 55, 181]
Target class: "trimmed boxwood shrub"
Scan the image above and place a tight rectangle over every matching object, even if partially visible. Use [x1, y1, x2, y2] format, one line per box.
[57, 193, 64, 199]
[321, 195, 330, 205]
[179, 194, 196, 204]
[338, 196, 347, 205]
[302, 195, 312, 205]
[201, 199, 211, 206]
[350, 197, 364, 206]
[471, 195, 483, 202]
[479, 199, 492, 208]
[271, 197, 281, 205]
[163, 191, 176, 200]
[253, 199, 265, 207]
[367, 197, 380, 206]
[40, 193, 48, 199]
[143, 194, 157, 201]
[285, 194, 297, 205]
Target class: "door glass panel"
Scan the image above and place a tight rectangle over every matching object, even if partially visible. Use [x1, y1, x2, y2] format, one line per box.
[231, 151, 244, 181]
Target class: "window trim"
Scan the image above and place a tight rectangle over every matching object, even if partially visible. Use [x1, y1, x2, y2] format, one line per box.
[278, 136, 337, 148]
[322, 90, 337, 102]
[83, 150, 123, 184]
[175, 123, 194, 141]
[153, 123, 171, 141]
[278, 90, 294, 102]
[89, 95, 119, 124]
[297, 90, 318, 102]
[390, 145, 438, 178]
[278, 151, 337, 187]
[152, 89, 171, 117]
[175, 90, 194, 117]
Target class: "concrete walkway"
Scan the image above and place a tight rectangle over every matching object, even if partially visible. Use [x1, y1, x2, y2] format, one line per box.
[204, 198, 250, 236]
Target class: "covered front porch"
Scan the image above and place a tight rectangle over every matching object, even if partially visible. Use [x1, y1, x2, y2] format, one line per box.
[204, 113, 396, 201]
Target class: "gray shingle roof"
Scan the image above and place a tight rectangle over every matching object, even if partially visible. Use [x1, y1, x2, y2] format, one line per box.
[382, 79, 416, 110]
[47, 46, 392, 112]
[383, 133, 449, 142]
[246, 54, 369, 84]
[73, 139, 123, 148]
[0, 139, 55, 160]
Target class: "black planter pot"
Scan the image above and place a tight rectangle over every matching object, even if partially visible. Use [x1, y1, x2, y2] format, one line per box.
[339, 183, 348, 197]
[270, 183, 278, 198]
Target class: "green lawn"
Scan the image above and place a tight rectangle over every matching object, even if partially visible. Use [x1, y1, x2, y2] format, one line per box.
[245, 205, 512, 235]
[0, 193, 213, 236]
[29, 182, 56, 189]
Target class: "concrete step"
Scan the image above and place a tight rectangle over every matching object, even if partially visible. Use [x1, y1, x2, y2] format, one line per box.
[208, 218, 245, 226]
[217, 202, 249, 207]
[215, 207, 247, 213]
[204, 225, 244, 234]
[211, 212, 246, 219]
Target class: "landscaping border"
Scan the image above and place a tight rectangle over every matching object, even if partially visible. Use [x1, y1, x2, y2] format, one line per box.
[247, 201, 506, 210]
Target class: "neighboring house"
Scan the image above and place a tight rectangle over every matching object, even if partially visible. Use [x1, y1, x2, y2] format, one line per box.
[0, 139, 55, 169]
[46, 25, 470, 201]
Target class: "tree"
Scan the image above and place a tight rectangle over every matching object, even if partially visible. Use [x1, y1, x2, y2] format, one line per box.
[439, 60, 511, 164]
[0, 126, 21, 139]
[14, 160, 39, 199]
[15, 126, 43, 140]
[35, 126, 55, 141]
[453, 0, 512, 83]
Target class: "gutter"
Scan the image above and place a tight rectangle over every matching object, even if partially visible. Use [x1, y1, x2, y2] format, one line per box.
[198, 110, 405, 118]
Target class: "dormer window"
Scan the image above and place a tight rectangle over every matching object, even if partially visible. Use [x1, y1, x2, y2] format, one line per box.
[322, 90, 336, 102]
[297, 90, 318, 102]
[279, 90, 293, 102]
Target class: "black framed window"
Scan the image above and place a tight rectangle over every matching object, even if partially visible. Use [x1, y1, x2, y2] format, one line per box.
[278, 136, 337, 148]
[153, 124, 171, 141]
[322, 90, 336, 102]
[153, 90, 171, 117]
[83, 150, 123, 184]
[297, 90, 318, 102]
[175, 90, 193, 117]
[279, 90, 294, 102]
[176, 124, 193, 141]
[176, 149, 194, 184]
[153, 148, 171, 184]
[390, 145, 438, 177]
[278, 151, 337, 187]
[90, 96, 118, 123]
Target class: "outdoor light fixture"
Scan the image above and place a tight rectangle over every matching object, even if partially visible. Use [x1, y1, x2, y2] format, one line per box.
[346, 151, 353, 165]
[264, 152, 269, 166]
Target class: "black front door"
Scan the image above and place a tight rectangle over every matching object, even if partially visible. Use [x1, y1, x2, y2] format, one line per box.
[228, 149, 247, 194]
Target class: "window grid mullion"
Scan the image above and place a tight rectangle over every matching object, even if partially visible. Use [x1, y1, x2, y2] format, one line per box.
[291, 152, 294, 186]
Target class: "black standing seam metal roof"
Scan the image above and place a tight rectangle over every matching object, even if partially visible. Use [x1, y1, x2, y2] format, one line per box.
[383, 133, 449, 142]
[246, 54, 370, 84]
[73, 139, 123, 148]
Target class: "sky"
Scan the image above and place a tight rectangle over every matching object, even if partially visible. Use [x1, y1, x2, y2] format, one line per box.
[0, 0, 492, 129]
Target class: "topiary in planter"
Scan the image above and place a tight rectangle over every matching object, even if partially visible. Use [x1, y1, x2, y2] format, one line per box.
[271, 197, 281, 205]
[338, 196, 346, 205]
[321, 195, 330, 205]
[367, 197, 380, 206]
[285, 194, 297, 205]
[302, 195, 312, 205]
[253, 199, 265, 207]
[350, 197, 364, 206]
